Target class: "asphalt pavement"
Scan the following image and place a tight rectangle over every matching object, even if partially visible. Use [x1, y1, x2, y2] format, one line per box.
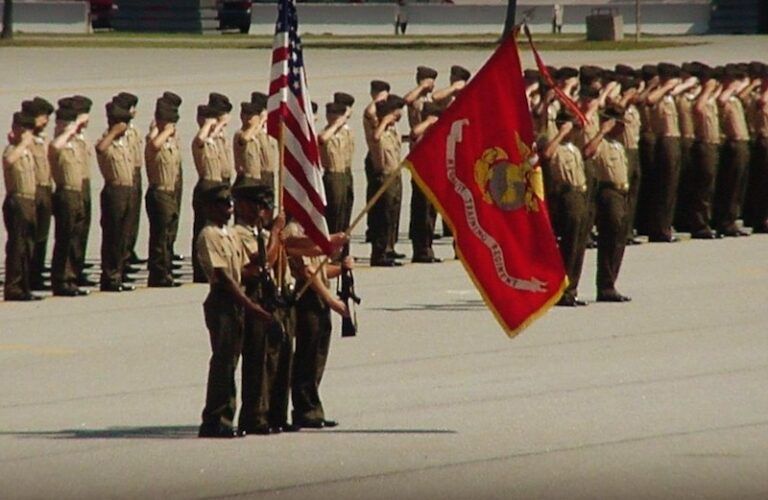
[1, 36, 768, 499]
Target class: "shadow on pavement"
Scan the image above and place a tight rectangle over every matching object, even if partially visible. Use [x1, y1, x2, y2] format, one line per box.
[307, 429, 457, 435]
[3, 425, 198, 440]
[374, 299, 486, 312]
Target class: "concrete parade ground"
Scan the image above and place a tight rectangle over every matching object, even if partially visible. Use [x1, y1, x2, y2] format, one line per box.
[1, 36, 768, 499]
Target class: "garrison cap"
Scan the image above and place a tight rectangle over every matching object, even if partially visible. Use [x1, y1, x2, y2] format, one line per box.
[202, 183, 232, 204]
[615, 64, 635, 76]
[155, 97, 177, 113]
[71, 96, 93, 113]
[370, 80, 390, 94]
[333, 92, 355, 108]
[657, 63, 681, 79]
[106, 103, 132, 124]
[155, 106, 179, 124]
[233, 182, 274, 209]
[240, 101, 261, 117]
[556, 66, 579, 80]
[21, 99, 50, 118]
[24, 97, 54, 116]
[698, 65, 715, 81]
[579, 65, 602, 81]
[162, 91, 182, 107]
[58, 97, 76, 110]
[724, 64, 747, 80]
[386, 94, 406, 109]
[450, 65, 471, 82]
[601, 69, 619, 82]
[55, 106, 78, 123]
[416, 66, 438, 82]
[13, 112, 36, 130]
[618, 76, 640, 91]
[422, 101, 443, 118]
[197, 104, 219, 119]
[375, 94, 406, 118]
[325, 102, 347, 116]
[114, 92, 139, 109]
[641, 64, 658, 81]
[208, 92, 233, 114]
[250, 92, 268, 113]
[523, 69, 540, 82]
[748, 61, 766, 78]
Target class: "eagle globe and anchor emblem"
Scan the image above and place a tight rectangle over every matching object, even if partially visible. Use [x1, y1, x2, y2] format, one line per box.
[473, 132, 545, 212]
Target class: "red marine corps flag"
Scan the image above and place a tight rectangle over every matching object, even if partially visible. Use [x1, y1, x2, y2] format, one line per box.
[405, 34, 567, 337]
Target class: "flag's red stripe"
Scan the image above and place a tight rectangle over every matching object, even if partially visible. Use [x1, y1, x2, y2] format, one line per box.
[283, 111, 319, 165]
[284, 153, 325, 213]
[284, 194, 334, 255]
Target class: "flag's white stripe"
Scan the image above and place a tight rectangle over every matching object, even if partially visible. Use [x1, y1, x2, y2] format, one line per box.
[283, 167, 329, 234]
[272, 32, 288, 49]
[284, 127, 326, 204]
[285, 92, 312, 143]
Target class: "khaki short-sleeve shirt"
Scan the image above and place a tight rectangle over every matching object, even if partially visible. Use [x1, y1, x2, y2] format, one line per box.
[125, 125, 143, 169]
[192, 137, 223, 182]
[146, 136, 181, 191]
[320, 129, 348, 173]
[676, 94, 697, 140]
[50, 143, 84, 191]
[31, 136, 52, 187]
[73, 134, 92, 181]
[96, 136, 134, 186]
[215, 133, 234, 181]
[256, 131, 278, 175]
[594, 140, 629, 187]
[234, 130, 265, 180]
[370, 126, 401, 175]
[652, 95, 681, 138]
[549, 142, 587, 190]
[694, 97, 721, 144]
[720, 96, 750, 141]
[3, 144, 37, 198]
[620, 104, 641, 150]
[196, 224, 247, 286]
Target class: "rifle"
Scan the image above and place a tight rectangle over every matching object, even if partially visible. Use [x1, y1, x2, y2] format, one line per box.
[337, 267, 361, 337]
[256, 229, 293, 314]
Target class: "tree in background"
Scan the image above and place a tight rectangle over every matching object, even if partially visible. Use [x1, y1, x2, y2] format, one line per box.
[1, 0, 13, 39]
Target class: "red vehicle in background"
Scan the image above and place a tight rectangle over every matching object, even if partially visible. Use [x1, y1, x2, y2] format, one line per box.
[89, 0, 114, 30]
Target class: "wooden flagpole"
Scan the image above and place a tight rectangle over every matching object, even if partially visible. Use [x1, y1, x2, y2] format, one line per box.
[276, 120, 286, 290]
[293, 162, 405, 300]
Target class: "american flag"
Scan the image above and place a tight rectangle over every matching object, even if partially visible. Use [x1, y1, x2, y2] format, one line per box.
[267, 0, 332, 255]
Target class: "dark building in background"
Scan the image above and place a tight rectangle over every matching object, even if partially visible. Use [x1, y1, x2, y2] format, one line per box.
[710, 0, 768, 33]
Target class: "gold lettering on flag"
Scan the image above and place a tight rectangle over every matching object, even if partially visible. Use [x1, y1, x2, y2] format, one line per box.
[446, 120, 547, 293]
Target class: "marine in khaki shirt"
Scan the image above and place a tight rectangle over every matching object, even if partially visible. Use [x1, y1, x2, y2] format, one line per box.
[584, 110, 631, 303]
[96, 104, 136, 291]
[714, 67, 752, 236]
[192, 104, 227, 283]
[49, 106, 89, 296]
[3, 113, 39, 301]
[542, 114, 589, 307]
[233, 97, 269, 184]
[3, 142, 37, 198]
[195, 183, 274, 439]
